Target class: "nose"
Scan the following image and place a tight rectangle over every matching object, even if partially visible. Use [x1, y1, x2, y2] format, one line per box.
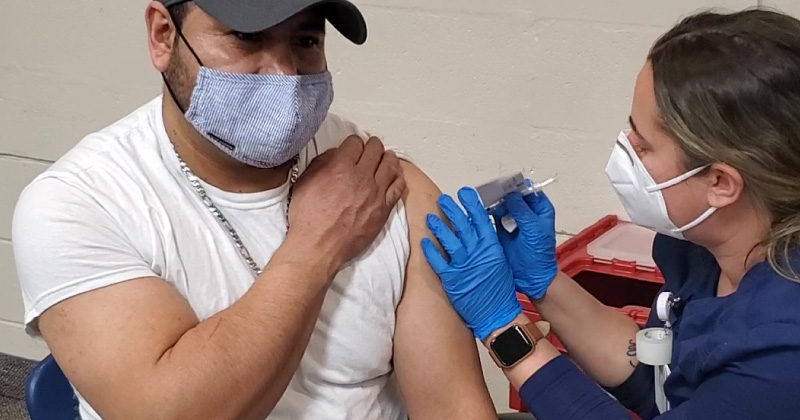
[259, 42, 298, 76]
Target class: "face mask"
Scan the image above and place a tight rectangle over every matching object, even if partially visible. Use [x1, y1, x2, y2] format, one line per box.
[605, 130, 717, 240]
[165, 29, 333, 168]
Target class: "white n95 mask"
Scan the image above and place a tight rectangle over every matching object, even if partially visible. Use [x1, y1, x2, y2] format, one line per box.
[605, 130, 717, 240]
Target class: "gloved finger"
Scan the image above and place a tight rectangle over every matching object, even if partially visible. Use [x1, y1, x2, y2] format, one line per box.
[504, 193, 537, 228]
[421, 238, 449, 274]
[524, 191, 556, 220]
[426, 214, 468, 264]
[438, 194, 478, 250]
[457, 187, 495, 238]
[489, 203, 509, 219]
[493, 214, 513, 247]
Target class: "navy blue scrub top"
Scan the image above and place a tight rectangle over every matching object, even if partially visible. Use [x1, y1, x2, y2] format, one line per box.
[518, 234, 800, 420]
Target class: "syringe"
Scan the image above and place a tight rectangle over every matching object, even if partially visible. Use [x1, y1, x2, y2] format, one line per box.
[475, 171, 558, 214]
[520, 177, 557, 196]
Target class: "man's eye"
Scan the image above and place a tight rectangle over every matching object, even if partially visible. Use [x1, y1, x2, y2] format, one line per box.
[233, 32, 259, 42]
[296, 36, 321, 48]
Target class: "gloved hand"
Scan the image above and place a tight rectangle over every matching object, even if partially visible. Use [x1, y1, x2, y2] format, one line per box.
[493, 191, 558, 300]
[422, 187, 522, 341]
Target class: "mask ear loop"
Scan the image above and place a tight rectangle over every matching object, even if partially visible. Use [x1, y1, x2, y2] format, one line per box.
[645, 165, 710, 193]
[647, 164, 716, 234]
[161, 8, 205, 115]
[672, 207, 718, 234]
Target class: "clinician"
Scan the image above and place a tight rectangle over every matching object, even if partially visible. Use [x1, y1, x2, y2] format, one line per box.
[423, 8, 800, 420]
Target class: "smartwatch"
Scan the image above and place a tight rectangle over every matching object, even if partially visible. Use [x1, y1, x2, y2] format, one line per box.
[489, 322, 547, 369]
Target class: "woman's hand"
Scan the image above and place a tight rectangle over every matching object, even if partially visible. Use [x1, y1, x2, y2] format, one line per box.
[421, 187, 522, 341]
[493, 192, 558, 300]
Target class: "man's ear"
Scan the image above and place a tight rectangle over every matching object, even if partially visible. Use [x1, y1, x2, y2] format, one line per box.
[145, 1, 178, 73]
[706, 162, 744, 209]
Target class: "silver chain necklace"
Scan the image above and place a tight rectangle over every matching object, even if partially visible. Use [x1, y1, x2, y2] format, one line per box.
[175, 151, 300, 277]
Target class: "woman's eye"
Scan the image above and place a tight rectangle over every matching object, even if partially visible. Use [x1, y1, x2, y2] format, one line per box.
[628, 133, 647, 155]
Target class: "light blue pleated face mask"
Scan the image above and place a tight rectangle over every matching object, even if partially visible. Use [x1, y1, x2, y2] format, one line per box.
[166, 29, 333, 168]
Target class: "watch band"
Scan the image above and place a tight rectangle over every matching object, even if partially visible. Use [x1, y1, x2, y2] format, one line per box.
[525, 321, 549, 343]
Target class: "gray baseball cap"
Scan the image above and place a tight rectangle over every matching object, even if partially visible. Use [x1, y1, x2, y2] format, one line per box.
[158, 0, 367, 44]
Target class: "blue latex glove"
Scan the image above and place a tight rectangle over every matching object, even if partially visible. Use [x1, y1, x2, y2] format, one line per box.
[493, 191, 558, 300]
[422, 188, 522, 341]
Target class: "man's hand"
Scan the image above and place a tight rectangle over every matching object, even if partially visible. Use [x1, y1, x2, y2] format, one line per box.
[290, 135, 406, 271]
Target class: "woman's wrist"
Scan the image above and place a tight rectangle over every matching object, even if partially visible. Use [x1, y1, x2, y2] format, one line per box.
[481, 313, 532, 347]
[527, 270, 565, 304]
[482, 313, 561, 389]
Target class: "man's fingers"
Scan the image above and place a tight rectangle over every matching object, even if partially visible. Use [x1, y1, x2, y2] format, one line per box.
[357, 137, 386, 173]
[374, 150, 400, 191]
[385, 174, 406, 208]
[338, 135, 366, 163]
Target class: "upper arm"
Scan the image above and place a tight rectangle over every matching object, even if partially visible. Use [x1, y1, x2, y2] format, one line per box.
[393, 161, 497, 419]
[13, 177, 198, 417]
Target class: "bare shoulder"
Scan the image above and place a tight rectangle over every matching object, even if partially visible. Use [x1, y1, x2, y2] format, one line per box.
[399, 160, 442, 225]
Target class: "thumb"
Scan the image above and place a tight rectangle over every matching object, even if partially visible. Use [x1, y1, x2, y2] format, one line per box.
[524, 191, 556, 219]
[504, 193, 536, 228]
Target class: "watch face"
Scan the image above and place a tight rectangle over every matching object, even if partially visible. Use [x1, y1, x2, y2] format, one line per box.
[491, 325, 534, 367]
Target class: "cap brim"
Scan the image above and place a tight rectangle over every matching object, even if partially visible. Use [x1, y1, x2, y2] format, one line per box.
[194, 0, 367, 45]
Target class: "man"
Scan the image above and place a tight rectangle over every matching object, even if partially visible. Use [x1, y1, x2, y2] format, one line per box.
[11, 1, 498, 419]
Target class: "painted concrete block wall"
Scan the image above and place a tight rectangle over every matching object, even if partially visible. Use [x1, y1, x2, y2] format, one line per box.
[765, 0, 800, 17]
[1, 0, 787, 412]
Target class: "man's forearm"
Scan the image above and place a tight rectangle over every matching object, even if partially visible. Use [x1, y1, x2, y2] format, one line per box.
[148, 240, 338, 420]
[534, 272, 640, 387]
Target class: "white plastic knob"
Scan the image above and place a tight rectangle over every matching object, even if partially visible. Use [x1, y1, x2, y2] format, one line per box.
[656, 292, 674, 323]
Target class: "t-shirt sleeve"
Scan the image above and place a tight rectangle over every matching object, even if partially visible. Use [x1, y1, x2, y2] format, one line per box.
[12, 175, 157, 335]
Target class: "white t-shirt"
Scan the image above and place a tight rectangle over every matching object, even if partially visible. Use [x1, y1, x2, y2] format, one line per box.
[12, 96, 410, 420]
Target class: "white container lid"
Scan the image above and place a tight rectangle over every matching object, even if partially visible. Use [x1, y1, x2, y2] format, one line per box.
[586, 222, 656, 267]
